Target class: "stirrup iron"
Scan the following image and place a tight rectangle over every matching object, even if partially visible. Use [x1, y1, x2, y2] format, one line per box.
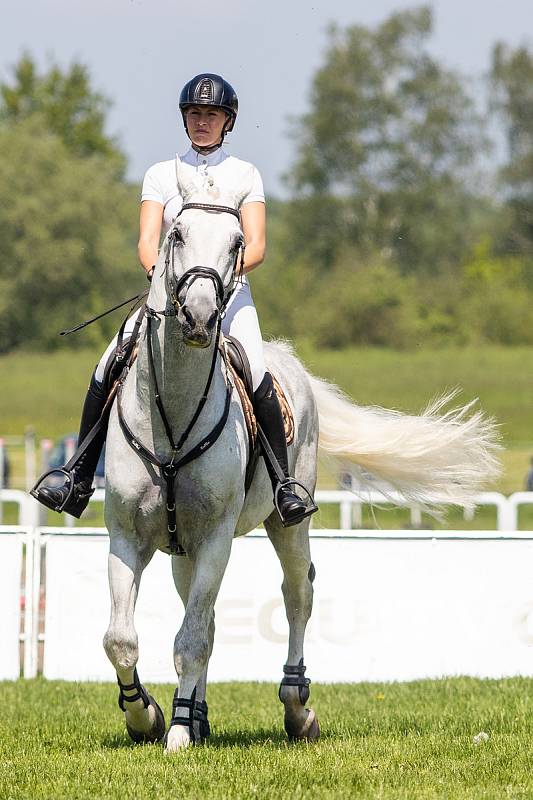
[30, 468, 77, 513]
[274, 479, 318, 528]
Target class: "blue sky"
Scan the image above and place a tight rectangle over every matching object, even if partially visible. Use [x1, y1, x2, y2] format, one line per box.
[2, 0, 532, 195]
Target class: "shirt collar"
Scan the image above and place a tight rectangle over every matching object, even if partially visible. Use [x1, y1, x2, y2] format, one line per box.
[180, 146, 228, 168]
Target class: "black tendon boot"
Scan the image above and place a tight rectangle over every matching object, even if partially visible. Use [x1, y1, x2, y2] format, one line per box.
[32, 373, 108, 517]
[253, 373, 317, 527]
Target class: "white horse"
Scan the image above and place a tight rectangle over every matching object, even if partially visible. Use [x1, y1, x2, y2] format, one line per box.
[103, 166, 500, 752]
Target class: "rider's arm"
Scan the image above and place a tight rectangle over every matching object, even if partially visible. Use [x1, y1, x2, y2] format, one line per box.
[138, 200, 164, 274]
[240, 201, 266, 274]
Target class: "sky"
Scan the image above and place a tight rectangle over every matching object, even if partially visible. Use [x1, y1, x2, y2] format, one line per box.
[1, 0, 532, 196]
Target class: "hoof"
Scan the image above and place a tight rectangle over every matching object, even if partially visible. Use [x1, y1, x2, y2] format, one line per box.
[286, 708, 321, 742]
[164, 725, 192, 753]
[126, 694, 166, 744]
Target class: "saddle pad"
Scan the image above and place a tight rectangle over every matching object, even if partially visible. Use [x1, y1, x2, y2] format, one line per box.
[228, 364, 294, 448]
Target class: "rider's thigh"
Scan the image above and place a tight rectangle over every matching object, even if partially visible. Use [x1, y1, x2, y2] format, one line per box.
[94, 315, 139, 384]
[222, 282, 266, 392]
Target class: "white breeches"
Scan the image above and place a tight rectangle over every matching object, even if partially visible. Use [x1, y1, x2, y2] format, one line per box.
[94, 281, 266, 392]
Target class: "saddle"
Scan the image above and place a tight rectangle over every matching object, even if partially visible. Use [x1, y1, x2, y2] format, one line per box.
[224, 335, 294, 449]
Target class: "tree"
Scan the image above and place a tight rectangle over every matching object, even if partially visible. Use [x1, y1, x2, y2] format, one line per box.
[0, 116, 139, 352]
[0, 54, 125, 175]
[285, 7, 488, 275]
[490, 42, 533, 254]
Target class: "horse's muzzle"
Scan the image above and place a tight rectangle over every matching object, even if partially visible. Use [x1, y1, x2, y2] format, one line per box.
[183, 327, 212, 348]
[180, 305, 218, 348]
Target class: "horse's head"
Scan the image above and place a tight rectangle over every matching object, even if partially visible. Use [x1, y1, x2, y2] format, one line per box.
[153, 159, 253, 348]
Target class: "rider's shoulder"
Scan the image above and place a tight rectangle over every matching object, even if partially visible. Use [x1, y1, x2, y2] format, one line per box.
[144, 158, 176, 178]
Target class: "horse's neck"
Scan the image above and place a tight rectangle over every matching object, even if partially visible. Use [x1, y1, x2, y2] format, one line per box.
[130, 316, 222, 442]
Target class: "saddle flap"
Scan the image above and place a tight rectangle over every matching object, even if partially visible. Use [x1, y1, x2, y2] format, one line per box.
[223, 334, 294, 448]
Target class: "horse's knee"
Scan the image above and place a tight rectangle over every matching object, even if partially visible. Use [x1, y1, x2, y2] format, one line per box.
[173, 629, 210, 676]
[103, 627, 139, 670]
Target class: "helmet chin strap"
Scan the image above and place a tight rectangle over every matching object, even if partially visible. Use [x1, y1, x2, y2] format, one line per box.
[191, 141, 223, 156]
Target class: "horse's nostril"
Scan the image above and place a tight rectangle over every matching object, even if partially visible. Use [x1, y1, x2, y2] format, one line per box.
[182, 305, 195, 328]
[207, 310, 218, 330]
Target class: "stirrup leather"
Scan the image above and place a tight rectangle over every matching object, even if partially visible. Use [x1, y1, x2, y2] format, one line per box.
[278, 659, 311, 705]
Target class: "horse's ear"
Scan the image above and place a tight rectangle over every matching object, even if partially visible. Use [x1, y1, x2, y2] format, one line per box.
[232, 166, 256, 210]
[175, 157, 196, 201]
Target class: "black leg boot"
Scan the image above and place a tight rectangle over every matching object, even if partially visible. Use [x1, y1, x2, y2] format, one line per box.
[253, 373, 317, 527]
[32, 373, 109, 518]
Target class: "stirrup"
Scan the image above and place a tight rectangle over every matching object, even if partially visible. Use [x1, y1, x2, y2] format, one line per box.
[274, 480, 318, 528]
[278, 659, 311, 705]
[30, 468, 77, 513]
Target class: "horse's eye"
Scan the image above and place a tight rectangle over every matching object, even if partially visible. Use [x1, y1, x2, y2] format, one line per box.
[173, 228, 184, 244]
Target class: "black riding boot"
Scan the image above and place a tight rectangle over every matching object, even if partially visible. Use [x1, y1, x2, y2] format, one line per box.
[33, 373, 108, 518]
[253, 373, 317, 527]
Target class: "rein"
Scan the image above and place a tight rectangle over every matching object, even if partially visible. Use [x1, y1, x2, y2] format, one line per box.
[117, 201, 243, 555]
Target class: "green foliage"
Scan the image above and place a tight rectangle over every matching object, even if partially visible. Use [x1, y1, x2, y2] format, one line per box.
[286, 6, 487, 276]
[3, 678, 533, 799]
[0, 115, 139, 353]
[0, 54, 125, 173]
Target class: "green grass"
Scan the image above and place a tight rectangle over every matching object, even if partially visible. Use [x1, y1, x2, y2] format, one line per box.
[2, 677, 533, 798]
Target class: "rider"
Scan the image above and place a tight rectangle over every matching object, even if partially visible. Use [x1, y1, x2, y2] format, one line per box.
[33, 73, 316, 527]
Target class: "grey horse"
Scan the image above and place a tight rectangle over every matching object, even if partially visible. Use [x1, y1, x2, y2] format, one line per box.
[102, 165, 500, 752]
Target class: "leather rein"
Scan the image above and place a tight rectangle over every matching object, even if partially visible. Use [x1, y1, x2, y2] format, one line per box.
[117, 202, 245, 555]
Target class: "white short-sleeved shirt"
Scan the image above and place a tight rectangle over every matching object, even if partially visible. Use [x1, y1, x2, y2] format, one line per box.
[141, 146, 265, 234]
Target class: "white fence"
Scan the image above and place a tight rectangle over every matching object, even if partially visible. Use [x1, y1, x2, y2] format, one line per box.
[5, 488, 533, 682]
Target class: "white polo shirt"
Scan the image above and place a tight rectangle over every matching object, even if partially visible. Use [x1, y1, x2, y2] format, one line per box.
[141, 147, 265, 234]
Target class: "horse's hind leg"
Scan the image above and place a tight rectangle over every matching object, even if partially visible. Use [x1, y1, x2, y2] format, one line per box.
[265, 515, 320, 742]
[103, 532, 166, 744]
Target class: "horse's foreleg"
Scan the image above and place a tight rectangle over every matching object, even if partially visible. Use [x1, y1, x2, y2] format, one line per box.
[266, 516, 320, 742]
[165, 533, 232, 752]
[103, 533, 165, 743]
[171, 554, 214, 741]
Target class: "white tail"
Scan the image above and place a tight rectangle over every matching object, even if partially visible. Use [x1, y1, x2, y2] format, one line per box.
[308, 373, 502, 512]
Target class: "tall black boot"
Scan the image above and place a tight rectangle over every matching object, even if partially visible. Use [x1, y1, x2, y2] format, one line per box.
[253, 373, 317, 527]
[32, 373, 108, 518]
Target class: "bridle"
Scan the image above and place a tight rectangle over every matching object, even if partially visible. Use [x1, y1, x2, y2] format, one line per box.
[148, 202, 245, 320]
[117, 201, 244, 555]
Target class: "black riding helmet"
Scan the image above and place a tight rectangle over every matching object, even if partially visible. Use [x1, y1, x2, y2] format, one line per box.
[179, 73, 238, 145]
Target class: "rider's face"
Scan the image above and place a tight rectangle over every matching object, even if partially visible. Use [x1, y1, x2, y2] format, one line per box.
[186, 106, 229, 148]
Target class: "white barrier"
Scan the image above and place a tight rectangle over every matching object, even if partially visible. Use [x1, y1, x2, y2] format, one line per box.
[6, 486, 533, 682]
[314, 490, 515, 531]
[38, 528, 533, 683]
[0, 526, 35, 679]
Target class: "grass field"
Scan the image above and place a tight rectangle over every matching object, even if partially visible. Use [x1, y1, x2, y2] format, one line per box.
[2, 677, 533, 799]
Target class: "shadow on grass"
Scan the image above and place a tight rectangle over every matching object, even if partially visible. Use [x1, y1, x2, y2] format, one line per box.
[207, 727, 287, 748]
[101, 725, 330, 751]
[100, 732, 141, 750]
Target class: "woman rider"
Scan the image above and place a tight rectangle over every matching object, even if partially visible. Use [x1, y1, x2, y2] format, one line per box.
[33, 73, 315, 527]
